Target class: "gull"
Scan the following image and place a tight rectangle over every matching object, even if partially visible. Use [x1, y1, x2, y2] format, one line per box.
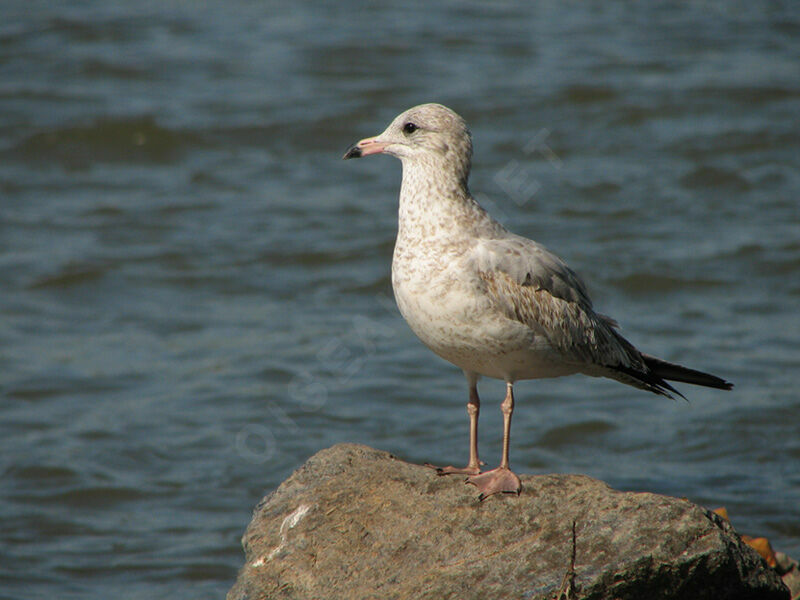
[343, 103, 732, 500]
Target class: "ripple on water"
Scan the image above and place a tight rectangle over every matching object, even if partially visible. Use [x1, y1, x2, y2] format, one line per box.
[4, 464, 79, 485]
[3, 116, 207, 168]
[27, 262, 109, 289]
[558, 84, 619, 104]
[680, 165, 752, 191]
[537, 419, 618, 449]
[611, 272, 729, 295]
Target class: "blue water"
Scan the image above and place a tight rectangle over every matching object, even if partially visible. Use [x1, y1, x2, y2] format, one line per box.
[1, 2, 799, 598]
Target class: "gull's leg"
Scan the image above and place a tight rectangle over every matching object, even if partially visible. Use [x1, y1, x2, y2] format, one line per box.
[499, 382, 513, 470]
[466, 382, 481, 471]
[466, 382, 522, 500]
[425, 372, 482, 476]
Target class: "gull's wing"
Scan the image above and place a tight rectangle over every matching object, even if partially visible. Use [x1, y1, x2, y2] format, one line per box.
[470, 233, 729, 397]
[474, 234, 594, 307]
[471, 234, 643, 370]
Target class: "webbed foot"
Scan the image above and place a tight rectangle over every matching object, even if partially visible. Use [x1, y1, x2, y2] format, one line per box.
[466, 466, 521, 500]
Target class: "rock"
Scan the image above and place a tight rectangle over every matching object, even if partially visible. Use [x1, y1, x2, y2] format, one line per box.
[776, 552, 800, 600]
[227, 444, 789, 600]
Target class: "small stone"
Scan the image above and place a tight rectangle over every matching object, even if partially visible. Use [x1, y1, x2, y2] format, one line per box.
[775, 552, 800, 600]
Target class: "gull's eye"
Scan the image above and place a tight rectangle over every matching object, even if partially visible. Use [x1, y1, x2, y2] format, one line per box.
[402, 122, 419, 135]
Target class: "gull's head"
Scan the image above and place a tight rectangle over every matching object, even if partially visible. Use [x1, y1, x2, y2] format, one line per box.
[343, 103, 472, 182]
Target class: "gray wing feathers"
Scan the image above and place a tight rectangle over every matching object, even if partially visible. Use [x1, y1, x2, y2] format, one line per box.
[473, 236, 643, 370]
[475, 235, 593, 306]
[470, 235, 732, 398]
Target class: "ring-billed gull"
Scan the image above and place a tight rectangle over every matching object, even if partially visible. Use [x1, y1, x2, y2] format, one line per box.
[343, 103, 732, 500]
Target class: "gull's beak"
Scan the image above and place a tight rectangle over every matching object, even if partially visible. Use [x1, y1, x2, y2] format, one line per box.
[342, 136, 388, 160]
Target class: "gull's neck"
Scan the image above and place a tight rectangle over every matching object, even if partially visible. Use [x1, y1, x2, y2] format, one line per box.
[396, 158, 492, 241]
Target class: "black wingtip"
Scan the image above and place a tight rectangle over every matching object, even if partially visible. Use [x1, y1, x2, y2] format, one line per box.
[342, 144, 362, 160]
[610, 355, 734, 401]
[642, 354, 734, 392]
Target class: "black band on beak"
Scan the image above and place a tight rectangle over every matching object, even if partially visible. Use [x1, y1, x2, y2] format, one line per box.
[342, 144, 362, 160]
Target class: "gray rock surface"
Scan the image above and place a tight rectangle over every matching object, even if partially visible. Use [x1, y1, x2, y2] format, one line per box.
[227, 444, 788, 600]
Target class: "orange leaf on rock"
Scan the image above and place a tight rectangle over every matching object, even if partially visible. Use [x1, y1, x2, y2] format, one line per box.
[742, 535, 778, 568]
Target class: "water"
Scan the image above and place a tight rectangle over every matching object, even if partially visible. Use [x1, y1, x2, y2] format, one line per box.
[1, 2, 799, 598]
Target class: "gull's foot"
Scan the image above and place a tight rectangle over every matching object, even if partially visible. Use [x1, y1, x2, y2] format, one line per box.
[466, 467, 521, 500]
[424, 462, 482, 476]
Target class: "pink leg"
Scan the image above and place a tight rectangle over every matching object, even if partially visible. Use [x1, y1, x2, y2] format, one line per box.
[426, 376, 482, 476]
[467, 382, 521, 500]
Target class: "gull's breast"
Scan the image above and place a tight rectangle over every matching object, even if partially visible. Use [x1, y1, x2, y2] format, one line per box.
[391, 246, 573, 381]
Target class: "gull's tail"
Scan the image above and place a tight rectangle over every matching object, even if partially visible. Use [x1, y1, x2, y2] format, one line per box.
[610, 353, 733, 400]
[643, 354, 733, 391]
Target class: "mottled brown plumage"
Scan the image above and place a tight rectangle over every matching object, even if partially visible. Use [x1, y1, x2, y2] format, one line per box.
[344, 103, 732, 499]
